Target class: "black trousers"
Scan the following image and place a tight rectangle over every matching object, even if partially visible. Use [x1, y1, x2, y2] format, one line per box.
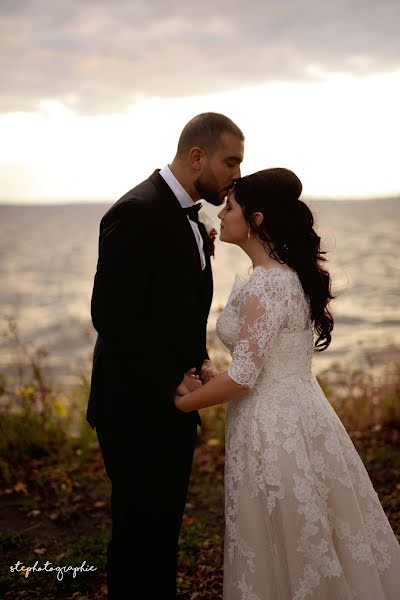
[96, 414, 197, 600]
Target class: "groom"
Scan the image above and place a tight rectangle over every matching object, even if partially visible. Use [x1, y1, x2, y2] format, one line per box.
[87, 112, 244, 599]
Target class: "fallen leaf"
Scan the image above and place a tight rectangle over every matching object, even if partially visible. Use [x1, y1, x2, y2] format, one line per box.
[14, 481, 28, 494]
[182, 515, 196, 526]
[207, 438, 221, 447]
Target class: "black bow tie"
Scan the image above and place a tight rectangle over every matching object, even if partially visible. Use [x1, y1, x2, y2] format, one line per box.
[184, 203, 202, 224]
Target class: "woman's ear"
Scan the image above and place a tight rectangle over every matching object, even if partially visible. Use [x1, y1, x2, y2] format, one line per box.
[253, 211, 264, 227]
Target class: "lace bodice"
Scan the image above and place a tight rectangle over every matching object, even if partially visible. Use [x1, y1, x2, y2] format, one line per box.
[216, 267, 313, 388]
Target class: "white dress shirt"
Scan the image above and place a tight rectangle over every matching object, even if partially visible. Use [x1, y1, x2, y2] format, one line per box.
[159, 165, 206, 270]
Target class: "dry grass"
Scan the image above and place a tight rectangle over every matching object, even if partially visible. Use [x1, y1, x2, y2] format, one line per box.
[317, 361, 400, 432]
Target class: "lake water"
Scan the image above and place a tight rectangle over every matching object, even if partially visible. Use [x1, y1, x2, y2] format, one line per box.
[0, 197, 399, 383]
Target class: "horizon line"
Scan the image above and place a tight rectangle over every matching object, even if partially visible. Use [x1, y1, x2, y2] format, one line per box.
[0, 192, 399, 206]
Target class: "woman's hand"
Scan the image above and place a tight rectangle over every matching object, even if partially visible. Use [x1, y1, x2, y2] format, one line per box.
[200, 360, 219, 384]
[174, 371, 245, 412]
[174, 392, 190, 412]
[175, 368, 202, 396]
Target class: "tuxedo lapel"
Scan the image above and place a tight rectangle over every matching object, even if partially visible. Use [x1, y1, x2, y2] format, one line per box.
[197, 221, 213, 309]
[198, 222, 211, 271]
[149, 170, 205, 275]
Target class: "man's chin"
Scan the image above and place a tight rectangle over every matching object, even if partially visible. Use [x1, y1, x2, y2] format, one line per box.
[205, 198, 225, 207]
[204, 192, 227, 206]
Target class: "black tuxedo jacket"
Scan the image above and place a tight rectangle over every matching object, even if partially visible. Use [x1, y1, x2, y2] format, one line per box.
[86, 170, 213, 432]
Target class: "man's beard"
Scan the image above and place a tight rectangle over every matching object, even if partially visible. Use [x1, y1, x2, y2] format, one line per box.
[194, 173, 227, 206]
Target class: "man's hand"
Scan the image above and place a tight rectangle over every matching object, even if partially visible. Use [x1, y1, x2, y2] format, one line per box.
[175, 368, 202, 396]
[200, 360, 219, 384]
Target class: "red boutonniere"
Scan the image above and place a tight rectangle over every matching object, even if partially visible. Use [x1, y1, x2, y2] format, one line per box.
[208, 228, 217, 258]
[198, 210, 217, 259]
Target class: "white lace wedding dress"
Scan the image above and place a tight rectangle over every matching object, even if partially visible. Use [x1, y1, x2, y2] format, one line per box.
[216, 266, 400, 600]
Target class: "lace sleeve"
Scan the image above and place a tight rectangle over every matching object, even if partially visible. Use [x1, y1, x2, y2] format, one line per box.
[228, 271, 289, 388]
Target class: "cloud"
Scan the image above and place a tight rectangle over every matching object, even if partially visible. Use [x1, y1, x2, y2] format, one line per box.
[1, 0, 399, 114]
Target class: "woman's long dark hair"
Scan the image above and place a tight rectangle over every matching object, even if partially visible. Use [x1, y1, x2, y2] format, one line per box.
[234, 168, 334, 351]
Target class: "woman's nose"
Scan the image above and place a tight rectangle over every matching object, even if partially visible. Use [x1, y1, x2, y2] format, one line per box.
[217, 210, 223, 220]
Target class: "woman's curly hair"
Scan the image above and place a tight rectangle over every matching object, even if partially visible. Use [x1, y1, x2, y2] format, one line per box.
[234, 168, 334, 351]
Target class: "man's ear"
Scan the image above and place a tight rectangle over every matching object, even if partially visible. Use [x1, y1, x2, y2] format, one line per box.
[253, 211, 264, 227]
[188, 147, 205, 171]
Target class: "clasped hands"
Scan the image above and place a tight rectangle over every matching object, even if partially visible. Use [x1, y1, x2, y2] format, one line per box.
[175, 360, 219, 403]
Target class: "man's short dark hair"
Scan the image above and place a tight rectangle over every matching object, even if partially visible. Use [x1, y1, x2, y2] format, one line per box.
[176, 112, 244, 157]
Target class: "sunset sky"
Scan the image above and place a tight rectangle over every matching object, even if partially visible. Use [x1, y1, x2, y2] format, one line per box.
[1, 0, 399, 202]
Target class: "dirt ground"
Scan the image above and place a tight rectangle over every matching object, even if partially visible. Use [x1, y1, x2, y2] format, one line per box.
[1, 423, 399, 600]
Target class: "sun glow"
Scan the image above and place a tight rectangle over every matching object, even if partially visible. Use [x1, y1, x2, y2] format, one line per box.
[0, 71, 399, 202]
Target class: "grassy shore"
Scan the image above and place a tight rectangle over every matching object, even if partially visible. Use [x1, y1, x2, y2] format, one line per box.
[0, 325, 399, 599]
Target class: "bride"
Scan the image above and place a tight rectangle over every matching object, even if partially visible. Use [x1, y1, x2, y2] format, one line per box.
[174, 168, 400, 599]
